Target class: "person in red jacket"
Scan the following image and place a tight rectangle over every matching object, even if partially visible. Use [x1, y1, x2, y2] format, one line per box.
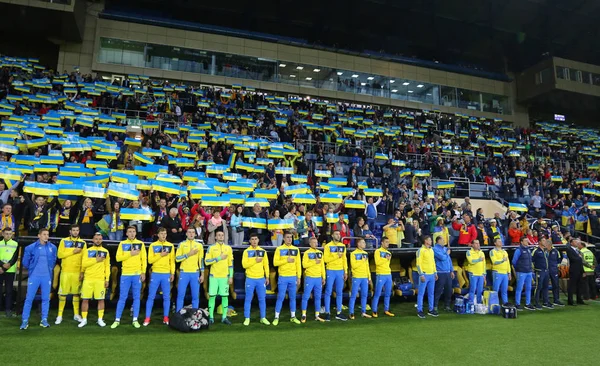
[452, 214, 477, 246]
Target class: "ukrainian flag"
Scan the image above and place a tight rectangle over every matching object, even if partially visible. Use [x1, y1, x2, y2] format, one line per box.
[222, 172, 240, 182]
[559, 188, 570, 195]
[275, 167, 293, 175]
[364, 188, 383, 197]
[58, 183, 84, 196]
[315, 170, 332, 178]
[154, 173, 182, 184]
[508, 203, 528, 213]
[400, 169, 411, 177]
[160, 146, 178, 157]
[288, 174, 307, 183]
[95, 151, 118, 160]
[33, 165, 58, 173]
[244, 198, 270, 208]
[437, 181, 455, 189]
[576, 178, 590, 185]
[110, 171, 132, 184]
[375, 152, 388, 160]
[135, 165, 166, 179]
[320, 193, 343, 204]
[256, 158, 273, 166]
[325, 213, 339, 223]
[392, 160, 406, 167]
[268, 218, 295, 230]
[329, 187, 353, 196]
[206, 164, 229, 175]
[200, 196, 230, 207]
[189, 189, 219, 199]
[242, 217, 268, 229]
[358, 181, 368, 190]
[329, 177, 347, 186]
[0, 168, 22, 181]
[515, 171, 527, 178]
[23, 182, 58, 196]
[285, 184, 310, 196]
[120, 208, 153, 221]
[345, 200, 366, 209]
[228, 182, 255, 193]
[587, 202, 600, 211]
[236, 162, 256, 172]
[39, 156, 64, 165]
[174, 158, 195, 168]
[134, 152, 154, 165]
[212, 182, 229, 193]
[152, 180, 181, 195]
[254, 189, 278, 199]
[414, 170, 431, 177]
[142, 148, 162, 157]
[0, 144, 19, 155]
[583, 188, 598, 196]
[551, 176, 563, 182]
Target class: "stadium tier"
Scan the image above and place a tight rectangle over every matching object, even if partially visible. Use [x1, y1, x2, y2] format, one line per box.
[0, 54, 598, 329]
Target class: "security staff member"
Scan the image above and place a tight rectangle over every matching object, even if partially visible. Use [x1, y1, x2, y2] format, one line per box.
[579, 242, 597, 300]
[532, 239, 551, 309]
[565, 238, 585, 305]
[546, 240, 564, 306]
[0, 227, 18, 317]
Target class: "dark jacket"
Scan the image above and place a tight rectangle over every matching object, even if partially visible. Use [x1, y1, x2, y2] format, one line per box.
[565, 245, 583, 274]
[531, 247, 548, 271]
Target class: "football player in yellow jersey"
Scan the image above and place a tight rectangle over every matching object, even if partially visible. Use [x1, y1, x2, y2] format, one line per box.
[175, 227, 205, 312]
[242, 232, 270, 326]
[111, 226, 147, 329]
[204, 230, 233, 325]
[56, 224, 87, 325]
[301, 237, 326, 323]
[272, 231, 302, 325]
[466, 239, 486, 304]
[323, 230, 348, 321]
[144, 227, 175, 326]
[78, 233, 110, 328]
[416, 235, 438, 318]
[490, 237, 511, 305]
[348, 238, 372, 319]
[371, 236, 394, 317]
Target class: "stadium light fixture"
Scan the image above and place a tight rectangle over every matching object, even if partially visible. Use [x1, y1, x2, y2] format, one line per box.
[313, 68, 320, 72]
[296, 66, 304, 70]
[408, 90, 414, 93]
[426, 93, 432, 96]
[391, 89, 398, 93]
[337, 72, 343, 75]
[352, 74, 359, 78]
[389, 80, 395, 83]
[417, 84, 424, 88]
[306, 77, 313, 80]
[402, 82, 410, 86]
[360, 83, 366, 86]
[290, 75, 296, 78]
[367, 76, 374, 80]
[279, 64, 286, 67]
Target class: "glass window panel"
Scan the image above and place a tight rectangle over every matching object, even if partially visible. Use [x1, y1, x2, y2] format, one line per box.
[569, 68, 578, 82]
[556, 66, 565, 79]
[457, 89, 480, 111]
[440, 86, 457, 107]
[581, 71, 591, 84]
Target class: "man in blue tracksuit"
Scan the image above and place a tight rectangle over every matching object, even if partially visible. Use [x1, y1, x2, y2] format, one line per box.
[532, 239, 552, 309]
[512, 236, 535, 311]
[433, 236, 454, 312]
[547, 241, 565, 307]
[20, 229, 57, 329]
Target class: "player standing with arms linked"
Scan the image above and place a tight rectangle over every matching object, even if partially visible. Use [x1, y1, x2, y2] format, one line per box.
[78, 233, 110, 327]
[111, 226, 146, 329]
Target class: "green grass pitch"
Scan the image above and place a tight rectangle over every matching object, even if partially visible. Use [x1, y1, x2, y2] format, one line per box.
[2, 299, 597, 366]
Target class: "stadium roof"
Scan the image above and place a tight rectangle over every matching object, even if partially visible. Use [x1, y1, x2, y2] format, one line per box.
[106, 0, 600, 74]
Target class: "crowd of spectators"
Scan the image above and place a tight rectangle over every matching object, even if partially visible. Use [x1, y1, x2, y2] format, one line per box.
[1, 55, 600, 250]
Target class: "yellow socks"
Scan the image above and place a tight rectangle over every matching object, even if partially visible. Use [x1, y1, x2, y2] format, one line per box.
[73, 296, 80, 316]
[58, 295, 67, 317]
[82, 311, 88, 320]
[98, 309, 104, 320]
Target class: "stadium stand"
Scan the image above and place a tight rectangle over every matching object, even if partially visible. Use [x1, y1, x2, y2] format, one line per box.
[0, 54, 598, 316]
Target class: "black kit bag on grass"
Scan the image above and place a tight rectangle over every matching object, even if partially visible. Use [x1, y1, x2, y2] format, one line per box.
[169, 307, 211, 332]
[501, 303, 517, 319]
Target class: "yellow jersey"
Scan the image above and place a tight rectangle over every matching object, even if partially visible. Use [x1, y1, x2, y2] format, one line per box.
[81, 246, 110, 281]
[374, 247, 392, 275]
[175, 239, 204, 273]
[466, 248, 486, 276]
[416, 246, 437, 275]
[273, 244, 302, 278]
[148, 240, 175, 275]
[116, 239, 147, 276]
[350, 249, 370, 279]
[323, 241, 348, 273]
[242, 246, 270, 279]
[384, 227, 399, 245]
[57, 236, 87, 273]
[302, 248, 325, 279]
[490, 248, 510, 274]
[204, 242, 233, 278]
